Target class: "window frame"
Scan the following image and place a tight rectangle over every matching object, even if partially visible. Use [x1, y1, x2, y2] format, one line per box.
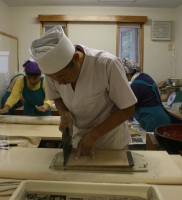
[117, 23, 141, 67]
[38, 15, 147, 71]
[42, 22, 67, 35]
[0, 31, 19, 71]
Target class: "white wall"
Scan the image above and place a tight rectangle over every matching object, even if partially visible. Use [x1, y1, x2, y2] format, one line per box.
[68, 22, 116, 55]
[7, 5, 177, 82]
[174, 4, 182, 78]
[0, 0, 10, 32]
[0, 0, 10, 108]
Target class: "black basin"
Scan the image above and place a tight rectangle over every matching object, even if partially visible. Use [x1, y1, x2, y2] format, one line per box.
[154, 124, 182, 154]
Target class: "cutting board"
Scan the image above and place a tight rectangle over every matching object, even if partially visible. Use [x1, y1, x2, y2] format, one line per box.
[1, 148, 182, 185]
[50, 149, 147, 172]
[66, 149, 133, 167]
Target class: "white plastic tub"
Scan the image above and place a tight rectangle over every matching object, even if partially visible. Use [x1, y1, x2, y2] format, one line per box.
[10, 180, 164, 200]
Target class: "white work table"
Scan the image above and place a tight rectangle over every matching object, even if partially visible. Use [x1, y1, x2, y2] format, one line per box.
[0, 115, 182, 199]
[0, 123, 62, 141]
[0, 149, 182, 200]
[0, 115, 62, 141]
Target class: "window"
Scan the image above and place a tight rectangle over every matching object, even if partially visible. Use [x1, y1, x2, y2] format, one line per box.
[42, 22, 67, 34]
[39, 15, 146, 70]
[118, 24, 141, 64]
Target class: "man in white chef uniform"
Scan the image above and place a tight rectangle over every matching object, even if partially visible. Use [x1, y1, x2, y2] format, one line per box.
[29, 25, 137, 160]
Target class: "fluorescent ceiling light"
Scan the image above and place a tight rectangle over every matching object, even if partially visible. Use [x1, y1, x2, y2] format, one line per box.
[99, 0, 136, 2]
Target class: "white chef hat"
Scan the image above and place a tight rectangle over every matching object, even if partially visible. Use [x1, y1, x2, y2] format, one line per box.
[29, 25, 75, 74]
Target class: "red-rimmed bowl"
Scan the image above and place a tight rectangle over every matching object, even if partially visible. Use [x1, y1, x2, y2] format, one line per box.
[154, 124, 182, 154]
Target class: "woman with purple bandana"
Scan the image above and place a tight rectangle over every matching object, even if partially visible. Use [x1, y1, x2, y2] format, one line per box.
[122, 58, 171, 132]
[0, 60, 52, 116]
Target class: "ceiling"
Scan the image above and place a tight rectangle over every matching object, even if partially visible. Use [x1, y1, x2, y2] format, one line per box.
[2, 0, 182, 8]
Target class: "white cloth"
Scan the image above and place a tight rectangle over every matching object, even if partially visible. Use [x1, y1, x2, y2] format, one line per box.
[130, 72, 141, 85]
[29, 26, 75, 74]
[45, 45, 137, 149]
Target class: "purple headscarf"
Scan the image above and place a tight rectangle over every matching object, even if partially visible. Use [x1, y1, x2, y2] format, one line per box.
[23, 60, 41, 75]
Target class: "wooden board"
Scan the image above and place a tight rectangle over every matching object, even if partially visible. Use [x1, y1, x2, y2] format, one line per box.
[0, 124, 62, 140]
[0, 115, 60, 125]
[50, 150, 147, 172]
[66, 150, 134, 167]
[1, 148, 182, 185]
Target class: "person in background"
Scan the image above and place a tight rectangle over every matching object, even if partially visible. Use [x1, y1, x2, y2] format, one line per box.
[29, 25, 137, 160]
[1, 73, 24, 115]
[0, 60, 52, 116]
[122, 58, 171, 132]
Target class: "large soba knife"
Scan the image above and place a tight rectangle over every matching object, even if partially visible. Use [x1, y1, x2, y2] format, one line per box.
[62, 127, 72, 166]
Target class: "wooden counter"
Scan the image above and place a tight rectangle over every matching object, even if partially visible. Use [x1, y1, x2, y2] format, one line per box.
[167, 109, 182, 121]
[14, 106, 59, 116]
[0, 124, 61, 141]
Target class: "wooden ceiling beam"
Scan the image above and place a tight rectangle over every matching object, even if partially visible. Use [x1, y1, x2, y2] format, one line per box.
[38, 15, 147, 23]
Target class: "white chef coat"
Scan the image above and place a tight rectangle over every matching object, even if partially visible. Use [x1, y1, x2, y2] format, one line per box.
[45, 45, 137, 149]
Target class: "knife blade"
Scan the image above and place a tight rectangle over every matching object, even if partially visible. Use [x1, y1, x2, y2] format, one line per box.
[62, 127, 72, 166]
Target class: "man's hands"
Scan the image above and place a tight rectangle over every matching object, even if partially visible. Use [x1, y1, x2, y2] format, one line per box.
[59, 111, 96, 161]
[75, 131, 96, 160]
[35, 104, 50, 112]
[74, 106, 135, 161]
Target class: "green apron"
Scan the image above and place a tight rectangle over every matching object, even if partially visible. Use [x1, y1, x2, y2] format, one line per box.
[22, 76, 51, 116]
[2, 74, 24, 115]
[133, 80, 171, 132]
